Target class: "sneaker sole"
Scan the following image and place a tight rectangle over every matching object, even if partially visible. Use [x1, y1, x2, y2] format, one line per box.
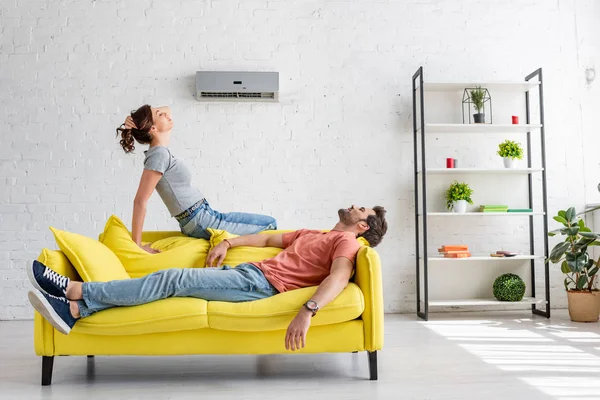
[28, 290, 72, 335]
[27, 260, 46, 294]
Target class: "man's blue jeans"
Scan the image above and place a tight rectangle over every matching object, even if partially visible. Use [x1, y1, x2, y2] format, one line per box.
[77, 264, 278, 318]
[178, 200, 277, 240]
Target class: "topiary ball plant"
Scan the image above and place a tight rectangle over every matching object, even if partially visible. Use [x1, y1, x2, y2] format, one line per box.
[493, 273, 526, 302]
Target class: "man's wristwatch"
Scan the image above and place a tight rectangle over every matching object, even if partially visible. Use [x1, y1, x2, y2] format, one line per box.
[303, 300, 320, 317]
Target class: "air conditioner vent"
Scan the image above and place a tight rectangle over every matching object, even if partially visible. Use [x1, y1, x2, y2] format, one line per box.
[195, 71, 279, 102]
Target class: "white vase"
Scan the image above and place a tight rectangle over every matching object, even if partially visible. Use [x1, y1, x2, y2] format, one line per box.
[503, 157, 518, 168]
[453, 200, 468, 213]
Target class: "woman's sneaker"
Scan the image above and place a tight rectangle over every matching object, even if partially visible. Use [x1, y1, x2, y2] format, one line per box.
[28, 290, 78, 335]
[27, 260, 70, 298]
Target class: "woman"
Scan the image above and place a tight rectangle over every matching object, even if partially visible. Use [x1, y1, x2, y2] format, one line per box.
[116, 104, 277, 253]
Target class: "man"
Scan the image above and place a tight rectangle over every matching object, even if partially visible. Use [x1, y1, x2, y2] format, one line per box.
[28, 205, 387, 351]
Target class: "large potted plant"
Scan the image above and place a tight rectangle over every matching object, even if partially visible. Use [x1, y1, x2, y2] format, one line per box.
[497, 139, 524, 168]
[548, 207, 600, 322]
[470, 86, 486, 123]
[445, 181, 473, 213]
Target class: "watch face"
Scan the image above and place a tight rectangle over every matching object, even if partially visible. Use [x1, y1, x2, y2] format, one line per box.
[306, 301, 318, 310]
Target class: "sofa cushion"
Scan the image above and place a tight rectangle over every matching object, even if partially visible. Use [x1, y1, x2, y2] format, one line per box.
[100, 215, 210, 278]
[207, 283, 364, 331]
[73, 297, 209, 336]
[50, 227, 130, 282]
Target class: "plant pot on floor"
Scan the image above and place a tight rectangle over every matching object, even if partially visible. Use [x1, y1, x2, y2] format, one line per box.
[452, 200, 468, 213]
[567, 290, 600, 322]
[473, 113, 485, 123]
[503, 157, 519, 168]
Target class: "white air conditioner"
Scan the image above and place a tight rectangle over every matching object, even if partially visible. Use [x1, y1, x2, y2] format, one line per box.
[195, 71, 279, 102]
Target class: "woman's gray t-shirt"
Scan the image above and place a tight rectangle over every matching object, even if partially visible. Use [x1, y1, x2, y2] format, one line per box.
[143, 146, 204, 217]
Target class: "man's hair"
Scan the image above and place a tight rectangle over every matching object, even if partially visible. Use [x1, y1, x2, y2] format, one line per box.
[359, 206, 387, 247]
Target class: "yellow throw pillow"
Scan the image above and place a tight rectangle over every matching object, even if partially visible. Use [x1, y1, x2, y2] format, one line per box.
[100, 215, 210, 278]
[50, 227, 130, 282]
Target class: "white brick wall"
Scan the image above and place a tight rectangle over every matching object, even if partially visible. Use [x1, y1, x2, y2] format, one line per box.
[1, 0, 599, 319]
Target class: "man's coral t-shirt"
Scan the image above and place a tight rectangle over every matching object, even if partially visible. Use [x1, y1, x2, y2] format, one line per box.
[252, 229, 361, 293]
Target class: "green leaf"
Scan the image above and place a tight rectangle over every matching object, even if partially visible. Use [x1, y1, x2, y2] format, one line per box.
[554, 216, 568, 225]
[558, 210, 567, 219]
[566, 252, 589, 273]
[561, 226, 580, 236]
[578, 219, 585, 228]
[579, 231, 599, 238]
[548, 228, 562, 237]
[576, 275, 588, 290]
[589, 266, 599, 277]
[580, 226, 592, 233]
[566, 207, 576, 222]
[549, 242, 571, 263]
[561, 260, 571, 274]
[564, 278, 570, 291]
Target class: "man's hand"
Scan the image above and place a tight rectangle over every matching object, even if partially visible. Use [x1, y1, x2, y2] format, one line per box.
[139, 244, 160, 254]
[285, 309, 312, 351]
[206, 242, 229, 267]
[124, 115, 137, 130]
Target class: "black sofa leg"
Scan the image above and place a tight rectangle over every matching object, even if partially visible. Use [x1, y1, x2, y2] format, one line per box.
[87, 355, 94, 359]
[368, 351, 378, 381]
[42, 356, 54, 386]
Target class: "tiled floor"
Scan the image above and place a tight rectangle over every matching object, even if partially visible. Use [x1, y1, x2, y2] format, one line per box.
[1, 310, 599, 399]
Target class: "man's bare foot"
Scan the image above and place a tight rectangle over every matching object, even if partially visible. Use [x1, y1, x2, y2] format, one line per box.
[66, 281, 83, 300]
[70, 301, 81, 319]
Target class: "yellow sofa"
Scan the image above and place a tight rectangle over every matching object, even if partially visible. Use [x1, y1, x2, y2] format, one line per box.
[33, 222, 384, 385]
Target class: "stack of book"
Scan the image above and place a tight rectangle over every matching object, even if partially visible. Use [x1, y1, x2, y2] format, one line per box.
[479, 205, 508, 213]
[438, 245, 471, 258]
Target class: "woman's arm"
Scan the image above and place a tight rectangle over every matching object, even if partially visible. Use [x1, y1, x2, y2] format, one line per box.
[132, 169, 163, 247]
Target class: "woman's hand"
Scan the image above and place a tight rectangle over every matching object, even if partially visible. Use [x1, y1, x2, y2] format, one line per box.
[139, 244, 160, 254]
[124, 115, 137, 130]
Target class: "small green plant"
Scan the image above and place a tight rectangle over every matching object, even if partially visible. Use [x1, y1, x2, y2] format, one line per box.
[493, 273, 526, 302]
[470, 86, 485, 113]
[445, 181, 474, 211]
[497, 139, 524, 160]
[547, 207, 600, 291]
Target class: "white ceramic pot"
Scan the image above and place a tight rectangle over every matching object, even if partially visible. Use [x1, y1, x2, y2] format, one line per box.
[453, 200, 468, 213]
[503, 157, 518, 168]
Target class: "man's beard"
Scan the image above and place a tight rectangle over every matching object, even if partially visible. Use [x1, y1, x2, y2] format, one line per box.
[338, 208, 358, 225]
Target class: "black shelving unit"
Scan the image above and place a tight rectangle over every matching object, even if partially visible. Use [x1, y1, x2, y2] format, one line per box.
[412, 66, 551, 321]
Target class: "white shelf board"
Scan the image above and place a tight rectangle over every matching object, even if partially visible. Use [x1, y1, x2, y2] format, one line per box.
[429, 297, 542, 307]
[422, 81, 540, 92]
[418, 168, 543, 175]
[422, 212, 544, 216]
[421, 123, 542, 134]
[426, 255, 543, 262]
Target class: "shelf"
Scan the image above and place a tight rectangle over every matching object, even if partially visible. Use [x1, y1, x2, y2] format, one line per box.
[421, 81, 540, 92]
[418, 168, 543, 175]
[422, 212, 544, 216]
[420, 123, 542, 134]
[429, 297, 543, 307]
[426, 255, 543, 262]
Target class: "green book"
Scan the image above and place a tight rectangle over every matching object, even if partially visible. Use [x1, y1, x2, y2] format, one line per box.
[507, 209, 533, 213]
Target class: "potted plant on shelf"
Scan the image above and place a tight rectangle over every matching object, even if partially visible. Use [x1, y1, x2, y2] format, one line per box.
[497, 139, 524, 168]
[470, 86, 486, 123]
[445, 181, 473, 213]
[547, 207, 600, 322]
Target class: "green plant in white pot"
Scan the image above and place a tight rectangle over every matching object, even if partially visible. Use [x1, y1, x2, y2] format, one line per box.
[497, 139, 524, 168]
[445, 181, 473, 213]
[547, 207, 600, 322]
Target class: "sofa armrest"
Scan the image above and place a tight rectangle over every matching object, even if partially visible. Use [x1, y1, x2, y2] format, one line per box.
[34, 249, 81, 356]
[354, 246, 384, 351]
